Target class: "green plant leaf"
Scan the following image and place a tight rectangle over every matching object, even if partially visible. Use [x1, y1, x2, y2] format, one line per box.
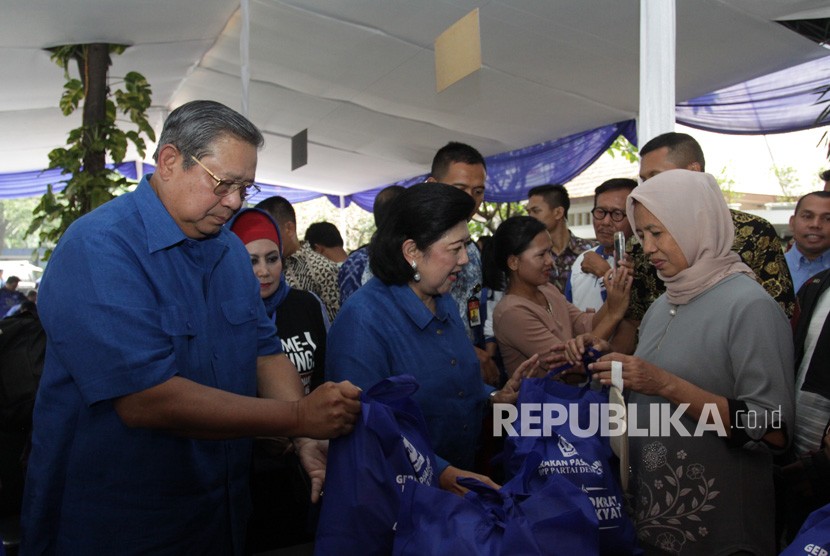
[31, 43, 153, 253]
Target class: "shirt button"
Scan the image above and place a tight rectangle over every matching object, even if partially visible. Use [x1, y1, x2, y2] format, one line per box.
[436, 329, 443, 335]
[463, 425, 469, 431]
[458, 391, 465, 398]
[450, 358, 457, 366]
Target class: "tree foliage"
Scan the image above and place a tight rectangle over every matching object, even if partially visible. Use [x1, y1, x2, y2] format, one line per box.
[27, 44, 155, 257]
[773, 164, 804, 201]
[714, 165, 742, 206]
[469, 201, 526, 239]
[814, 83, 830, 161]
[607, 134, 639, 164]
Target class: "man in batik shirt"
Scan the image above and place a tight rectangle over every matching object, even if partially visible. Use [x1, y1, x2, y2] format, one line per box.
[626, 132, 795, 321]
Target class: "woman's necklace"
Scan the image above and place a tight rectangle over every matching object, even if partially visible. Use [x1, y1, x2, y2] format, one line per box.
[506, 282, 552, 314]
[535, 290, 552, 314]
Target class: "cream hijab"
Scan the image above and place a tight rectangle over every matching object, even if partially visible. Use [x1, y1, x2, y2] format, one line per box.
[626, 169, 754, 305]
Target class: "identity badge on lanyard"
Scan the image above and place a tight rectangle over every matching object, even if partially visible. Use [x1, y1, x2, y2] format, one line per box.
[467, 284, 482, 327]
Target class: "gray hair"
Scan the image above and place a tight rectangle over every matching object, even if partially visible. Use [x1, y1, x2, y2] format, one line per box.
[152, 100, 264, 168]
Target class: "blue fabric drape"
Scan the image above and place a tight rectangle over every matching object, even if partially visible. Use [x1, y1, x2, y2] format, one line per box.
[342, 120, 636, 209]
[0, 161, 139, 199]
[0, 120, 636, 206]
[245, 185, 321, 206]
[677, 55, 830, 135]
[483, 120, 637, 203]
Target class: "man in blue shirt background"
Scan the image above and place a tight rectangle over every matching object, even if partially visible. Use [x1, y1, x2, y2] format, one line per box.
[21, 100, 360, 555]
[786, 191, 830, 293]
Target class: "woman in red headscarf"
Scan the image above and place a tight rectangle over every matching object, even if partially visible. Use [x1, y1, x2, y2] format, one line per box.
[230, 208, 328, 393]
[229, 207, 329, 552]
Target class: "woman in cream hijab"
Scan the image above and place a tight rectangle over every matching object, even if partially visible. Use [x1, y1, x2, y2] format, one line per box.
[574, 169, 794, 555]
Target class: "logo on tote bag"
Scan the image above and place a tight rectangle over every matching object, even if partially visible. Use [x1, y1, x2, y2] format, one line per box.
[396, 434, 434, 487]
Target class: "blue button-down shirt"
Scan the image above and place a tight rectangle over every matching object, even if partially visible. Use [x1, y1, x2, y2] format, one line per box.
[786, 246, 830, 293]
[327, 278, 490, 474]
[23, 177, 280, 555]
[357, 242, 484, 345]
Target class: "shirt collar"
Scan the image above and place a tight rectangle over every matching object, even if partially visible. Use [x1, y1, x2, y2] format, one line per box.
[796, 247, 830, 267]
[389, 282, 452, 330]
[134, 175, 234, 254]
[135, 176, 188, 253]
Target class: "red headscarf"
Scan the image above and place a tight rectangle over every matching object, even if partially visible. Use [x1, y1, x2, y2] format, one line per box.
[229, 209, 280, 248]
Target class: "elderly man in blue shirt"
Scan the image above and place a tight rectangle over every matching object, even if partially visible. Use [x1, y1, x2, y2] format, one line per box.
[21, 100, 360, 555]
[786, 191, 830, 292]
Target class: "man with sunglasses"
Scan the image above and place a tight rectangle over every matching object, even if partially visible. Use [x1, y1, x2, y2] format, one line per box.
[566, 178, 637, 312]
[21, 100, 360, 555]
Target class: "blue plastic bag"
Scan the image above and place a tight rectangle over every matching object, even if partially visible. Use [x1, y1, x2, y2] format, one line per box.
[780, 503, 830, 555]
[393, 452, 598, 555]
[314, 375, 438, 556]
[503, 374, 639, 555]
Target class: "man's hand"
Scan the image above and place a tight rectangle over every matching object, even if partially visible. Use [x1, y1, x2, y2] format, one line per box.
[294, 437, 329, 503]
[438, 465, 500, 496]
[581, 250, 612, 278]
[295, 381, 361, 439]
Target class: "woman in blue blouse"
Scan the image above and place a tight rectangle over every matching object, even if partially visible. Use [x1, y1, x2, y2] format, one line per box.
[327, 183, 538, 493]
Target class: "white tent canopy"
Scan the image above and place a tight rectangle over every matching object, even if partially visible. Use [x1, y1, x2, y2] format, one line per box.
[2, 0, 828, 197]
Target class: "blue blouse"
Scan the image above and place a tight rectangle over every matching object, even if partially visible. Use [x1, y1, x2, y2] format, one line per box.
[327, 278, 490, 474]
[22, 177, 280, 555]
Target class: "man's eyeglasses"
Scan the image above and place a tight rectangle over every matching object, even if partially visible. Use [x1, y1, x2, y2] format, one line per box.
[190, 155, 260, 200]
[591, 207, 627, 222]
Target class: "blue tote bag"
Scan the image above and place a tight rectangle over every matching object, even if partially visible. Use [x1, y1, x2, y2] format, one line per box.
[503, 374, 640, 555]
[314, 375, 438, 556]
[780, 502, 830, 555]
[393, 452, 598, 555]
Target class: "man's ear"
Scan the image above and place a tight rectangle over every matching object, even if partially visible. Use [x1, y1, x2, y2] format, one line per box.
[554, 205, 566, 221]
[687, 161, 703, 173]
[282, 220, 297, 240]
[425, 176, 437, 183]
[311, 244, 325, 254]
[155, 144, 181, 181]
[789, 214, 795, 233]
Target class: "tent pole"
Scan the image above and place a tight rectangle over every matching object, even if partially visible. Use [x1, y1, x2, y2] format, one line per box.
[638, 0, 676, 147]
[339, 195, 347, 249]
[240, 0, 251, 117]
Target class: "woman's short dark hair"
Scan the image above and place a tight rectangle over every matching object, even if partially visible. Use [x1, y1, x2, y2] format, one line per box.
[493, 216, 546, 286]
[370, 183, 474, 284]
